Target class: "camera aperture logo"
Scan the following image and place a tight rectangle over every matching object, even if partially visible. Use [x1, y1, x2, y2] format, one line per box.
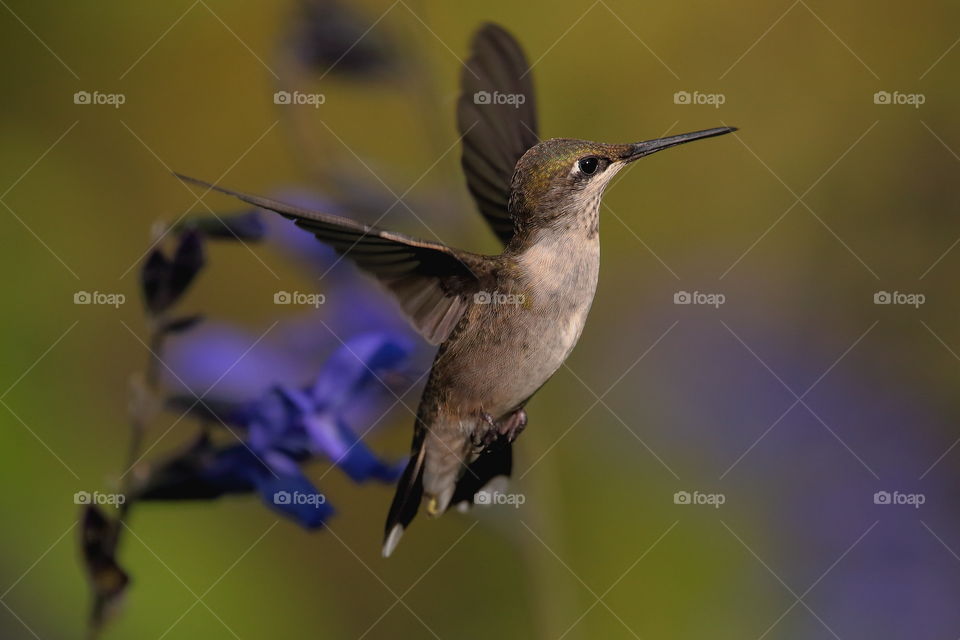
[474, 290, 526, 306]
[73, 90, 126, 109]
[674, 290, 725, 308]
[874, 290, 924, 308]
[272, 490, 326, 508]
[473, 90, 526, 109]
[673, 90, 726, 108]
[74, 291, 126, 308]
[673, 490, 726, 508]
[274, 290, 325, 308]
[873, 490, 924, 509]
[74, 490, 126, 506]
[273, 90, 326, 108]
[873, 90, 925, 108]
[474, 490, 526, 508]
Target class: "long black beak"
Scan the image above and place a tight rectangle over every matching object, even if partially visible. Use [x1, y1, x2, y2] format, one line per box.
[621, 126, 737, 162]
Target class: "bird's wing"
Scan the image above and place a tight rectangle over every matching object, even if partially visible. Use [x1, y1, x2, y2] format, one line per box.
[175, 174, 493, 345]
[457, 23, 539, 247]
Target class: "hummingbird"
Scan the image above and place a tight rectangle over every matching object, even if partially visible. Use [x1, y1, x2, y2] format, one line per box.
[176, 23, 734, 556]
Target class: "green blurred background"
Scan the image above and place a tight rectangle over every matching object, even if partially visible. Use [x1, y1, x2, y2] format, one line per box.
[3, 0, 960, 638]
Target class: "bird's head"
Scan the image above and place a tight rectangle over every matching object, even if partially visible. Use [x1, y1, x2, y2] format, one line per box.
[507, 127, 736, 233]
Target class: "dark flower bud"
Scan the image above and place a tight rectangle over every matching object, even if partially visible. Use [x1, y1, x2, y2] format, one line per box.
[288, 0, 394, 77]
[140, 229, 206, 315]
[80, 505, 129, 630]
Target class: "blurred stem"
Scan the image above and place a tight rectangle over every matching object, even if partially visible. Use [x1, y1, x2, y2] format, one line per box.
[144, 327, 165, 389]
[88, 321, 167, 639]
[518, 422, 582, 638]
[118, 321, 166, 523]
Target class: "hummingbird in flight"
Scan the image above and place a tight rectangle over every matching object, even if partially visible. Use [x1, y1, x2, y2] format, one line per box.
[177, 23, 734, 556]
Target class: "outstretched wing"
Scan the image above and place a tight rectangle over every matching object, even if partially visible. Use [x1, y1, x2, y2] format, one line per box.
[457, 23, 539, 246]
[175, 174, 492, 345]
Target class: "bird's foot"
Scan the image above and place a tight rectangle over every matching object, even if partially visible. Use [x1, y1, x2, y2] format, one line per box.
[472, 412, 497, 448]
[499, 408, 527, 442]
[474, 409, 528, 448]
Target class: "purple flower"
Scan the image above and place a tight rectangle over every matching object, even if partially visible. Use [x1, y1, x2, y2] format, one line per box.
[141, 332, 410, 528]
[149, 193, 428, 529]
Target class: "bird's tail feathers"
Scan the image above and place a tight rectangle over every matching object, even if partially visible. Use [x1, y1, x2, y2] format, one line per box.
[382, 427, 515, 557]
[382, 430, 426, 557]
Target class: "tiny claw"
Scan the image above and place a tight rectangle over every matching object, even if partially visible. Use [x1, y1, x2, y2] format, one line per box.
[499, 408, 527, 442]
[473, 412, 499, 448]
[473, 408, 528, 449]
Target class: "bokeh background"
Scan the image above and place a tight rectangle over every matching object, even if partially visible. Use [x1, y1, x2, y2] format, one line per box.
[3, 0, 960, 638]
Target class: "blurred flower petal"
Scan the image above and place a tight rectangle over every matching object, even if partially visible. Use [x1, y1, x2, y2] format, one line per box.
[164, 323, 304, 402]
[254, 464, 333, 528]
[178, 210, 268, 240]
[311, 332, 410, 412]
[304, 414, 402, 483]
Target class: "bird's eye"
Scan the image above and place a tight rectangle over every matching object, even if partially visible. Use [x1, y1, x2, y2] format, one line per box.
[578, 157, 600, 175]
